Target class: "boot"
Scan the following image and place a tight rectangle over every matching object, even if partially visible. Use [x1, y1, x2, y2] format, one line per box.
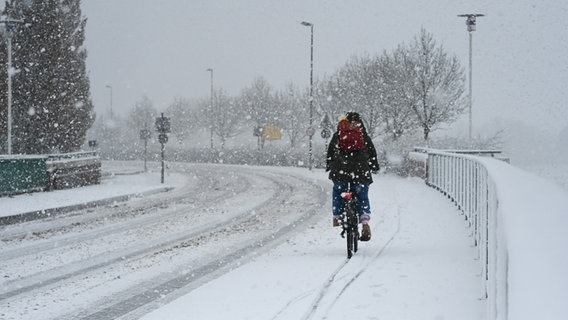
[360, 223, 371, 241]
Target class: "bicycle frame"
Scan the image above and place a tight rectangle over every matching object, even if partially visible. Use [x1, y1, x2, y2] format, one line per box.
[340, 190, 359, 258]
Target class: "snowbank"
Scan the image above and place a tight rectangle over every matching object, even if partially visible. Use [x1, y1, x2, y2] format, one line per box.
[478, 158, 568, 320]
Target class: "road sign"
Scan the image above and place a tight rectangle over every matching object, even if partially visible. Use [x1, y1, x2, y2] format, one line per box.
[155, 113, 171, 133]
[306, 126, 315, 137]
[158, 133, 168, 144]
[321, 128, 331, 139]
[140, 129, 151, 140]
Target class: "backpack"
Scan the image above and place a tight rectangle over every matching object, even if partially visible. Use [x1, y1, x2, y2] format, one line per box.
[337, 119, 364, 151]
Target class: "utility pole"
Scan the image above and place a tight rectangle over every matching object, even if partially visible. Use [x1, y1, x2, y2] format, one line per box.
[301, 21, 315, 170]
[0, 17, 24, 154]
[206, 68, 214, 149]
[458, 13, 484, 148]
[105, 85, 113, 119]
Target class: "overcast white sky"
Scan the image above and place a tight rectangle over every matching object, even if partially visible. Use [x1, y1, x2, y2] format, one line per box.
[82, 0, 567, 134]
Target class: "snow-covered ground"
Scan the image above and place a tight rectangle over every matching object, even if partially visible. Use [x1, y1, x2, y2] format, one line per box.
[519, 163, 568, 192]
[139, 173, 484, 320]
[0, 163, 568, 320]
[1, 161, 484, 319]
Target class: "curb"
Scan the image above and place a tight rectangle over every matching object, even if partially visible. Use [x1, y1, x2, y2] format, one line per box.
[0, 187, 173, 226]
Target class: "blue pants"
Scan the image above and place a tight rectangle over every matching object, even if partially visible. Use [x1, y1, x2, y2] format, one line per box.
[332, 181, 371, 223]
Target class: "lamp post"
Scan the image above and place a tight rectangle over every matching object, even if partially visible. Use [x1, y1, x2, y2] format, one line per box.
[105, 84, 113, 119]
[104, 84, 114, 159]
[1, 17, 23, 155]
[206, 68, 214, 148]
[301, 21, 314, 170]
[458, 13, 484, 148]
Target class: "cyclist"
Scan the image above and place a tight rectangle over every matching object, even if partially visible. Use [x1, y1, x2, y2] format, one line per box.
[326, 112, 380, 241]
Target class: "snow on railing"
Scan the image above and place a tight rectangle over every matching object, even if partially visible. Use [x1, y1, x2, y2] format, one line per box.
[426, 150, 507, 320]
[46, 151, 98, 163]
[425, 149, 568, 320]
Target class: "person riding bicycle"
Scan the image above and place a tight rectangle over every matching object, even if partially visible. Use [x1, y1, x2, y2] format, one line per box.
[326, 112, 379, 241]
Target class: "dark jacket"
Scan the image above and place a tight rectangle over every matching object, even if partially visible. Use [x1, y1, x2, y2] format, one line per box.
[326, 128, 380, 183]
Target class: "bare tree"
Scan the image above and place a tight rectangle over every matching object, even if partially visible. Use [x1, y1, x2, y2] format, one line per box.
[209, 88, 241, 149]
[274, 83, 306, 149]
[340, 55, 382, 137]
[376, 46, 420, 140]
[315, 74, 344, 121]
[239, 77, 278, 149]
[89, 111, 123, 160]
[240, 77, 274, 126]
[165, 97, 198, 144]
[127, 95, 158, 136]
[318, 60, 380, 137]
[407, 28, 466, 141]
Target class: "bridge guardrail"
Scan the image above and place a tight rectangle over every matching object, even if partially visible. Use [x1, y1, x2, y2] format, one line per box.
[426, 150, 508, 320]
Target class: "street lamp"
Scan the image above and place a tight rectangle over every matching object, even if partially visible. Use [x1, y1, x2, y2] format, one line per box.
[206, 68, 214, 148]
[105, 84, 113, 119]
[0, 17, 24, 155]
[458, 13, 484, 148]
[301, 21, 314, 170]
[104, 84, 114, 159]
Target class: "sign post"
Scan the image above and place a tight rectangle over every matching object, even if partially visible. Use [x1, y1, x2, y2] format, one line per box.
[155, 113, 170, 183]
[139, 126, 151, 172]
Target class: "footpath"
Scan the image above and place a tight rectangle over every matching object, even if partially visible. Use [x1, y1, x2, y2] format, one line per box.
[141, 175, 486, 320]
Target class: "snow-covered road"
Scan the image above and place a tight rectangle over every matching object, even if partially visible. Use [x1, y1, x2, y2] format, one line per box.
[0, 162, 484, 319]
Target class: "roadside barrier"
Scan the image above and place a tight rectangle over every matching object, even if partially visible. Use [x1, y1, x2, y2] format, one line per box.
[0, 151, 100, 196]
[426, 150, 507, 320]
[46, 151, 101, 190]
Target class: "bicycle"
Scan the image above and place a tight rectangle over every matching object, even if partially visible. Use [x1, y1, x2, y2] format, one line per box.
[339, 190, 359, 259]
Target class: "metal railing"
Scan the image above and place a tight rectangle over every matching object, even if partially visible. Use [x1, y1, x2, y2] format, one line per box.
[46, 151, 101, 190]
[46, 150, 98, 162]
[426, 150, 508, 320]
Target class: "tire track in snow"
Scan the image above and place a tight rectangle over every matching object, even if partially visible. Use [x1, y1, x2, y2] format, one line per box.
[0, 166, 262, 298]
[75, 168, 328, 320]
[321, 208, 401, 318]
[0, 166, 254, 259]
[0, 164, 329, 320]
[298, 179, 403, 320]
[0, 168, 275, 301]
[0, 163, 248, 240]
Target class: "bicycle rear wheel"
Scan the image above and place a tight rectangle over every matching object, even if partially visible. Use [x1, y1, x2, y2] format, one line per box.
[342, 193, 358, 259]
[347, 231, 354, 259]
[354, 228, 359, 253]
